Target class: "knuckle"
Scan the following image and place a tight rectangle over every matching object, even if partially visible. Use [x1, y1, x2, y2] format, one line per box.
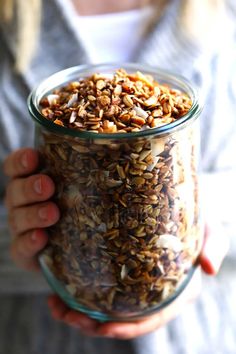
[8, 211, 19, 236]
[10, 232, 39, 271]
[2, 160, 8, 176]
[25, 204, 46, 228]
[4, 182, 13, 209]
[3, 148, 39, 178]
[10, 237, 27, 265]
[19, 235, 32, 257]
[24, 207, 36, 227]
[23, 176, 35, 200]
[10, 236, 29, 266]
[2, 154, 13, 176]
[6, 153, 21, 177]
[16, 233, 30, 258]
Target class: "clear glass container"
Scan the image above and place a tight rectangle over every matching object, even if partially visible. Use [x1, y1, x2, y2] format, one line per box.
[28, 63, 203, 321]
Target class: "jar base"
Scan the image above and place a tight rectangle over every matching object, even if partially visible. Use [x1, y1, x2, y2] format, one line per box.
[39, 254, 197, 322]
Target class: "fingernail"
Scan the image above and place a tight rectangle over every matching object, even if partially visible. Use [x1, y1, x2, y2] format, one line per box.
[34, 178, 42, 194]
[21, 153, 28, 168]
[38, 206, 48, 220]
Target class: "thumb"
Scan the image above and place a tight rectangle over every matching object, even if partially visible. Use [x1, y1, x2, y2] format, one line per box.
[199, 222, 229, 275]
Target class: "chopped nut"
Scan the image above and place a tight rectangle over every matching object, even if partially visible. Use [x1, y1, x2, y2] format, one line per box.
[69, 111, 77, 123]
[96, 80, 106, 90]
[155, 234, 183, 253]
[139, 150, 151, 161]
[132, 177, 146, 186]
[47, 94, 59, 106]
[67, 93, 78, 107]
[131, 116, 146, 126]
[133, 106, 149, 119]
[123, 95, 133, 107]
[97, 95, 111, 107]
[117, 165, 126, 179]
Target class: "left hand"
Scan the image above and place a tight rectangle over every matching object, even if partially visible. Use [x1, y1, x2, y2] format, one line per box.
[47, 224, 229, 339]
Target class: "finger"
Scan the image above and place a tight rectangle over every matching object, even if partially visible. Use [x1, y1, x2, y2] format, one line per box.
[47, 295, 96, 337]
[48, 295, 69, 321]
[10, 229, 48, 271]
[48, 294, 67, 312]
[64, 310, 98, 332]
[52, 271, 201, 339]
[96, 311, 169, 339]
[48, 295, 98, 332]
[5, 174, 55, 209]
[199, 223, 229, 275]
[98, 315, 165, 339]
[3, 148, 39, 178]
[8, 202, 60, 236]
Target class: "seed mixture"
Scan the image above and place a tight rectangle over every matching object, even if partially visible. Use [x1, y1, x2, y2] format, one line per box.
[38, 69, 202, 317]
[40, 69, 192, 132]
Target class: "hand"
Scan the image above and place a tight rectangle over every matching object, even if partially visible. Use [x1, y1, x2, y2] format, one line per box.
[48, 224, 229, 339]
[4, 148, 60, 271]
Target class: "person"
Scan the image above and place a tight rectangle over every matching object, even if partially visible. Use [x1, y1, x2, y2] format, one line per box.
[0, 0, 235, 349]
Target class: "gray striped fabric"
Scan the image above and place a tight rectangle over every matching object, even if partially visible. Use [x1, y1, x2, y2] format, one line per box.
[0, 0, 236, 353]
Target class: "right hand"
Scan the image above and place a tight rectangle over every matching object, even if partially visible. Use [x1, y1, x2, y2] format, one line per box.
[3, 148, 60, 271]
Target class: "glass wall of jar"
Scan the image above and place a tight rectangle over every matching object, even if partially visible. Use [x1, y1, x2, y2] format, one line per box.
[28, 64, 203, 321]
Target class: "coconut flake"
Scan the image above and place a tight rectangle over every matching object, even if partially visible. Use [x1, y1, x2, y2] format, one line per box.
[107, 121, 115, 128]
[155, 234, 183, 253]
[121, 264, 128, 280]
[67, 93, 78, 107]
[133, 105, 149, 119]
[139, 149, 151, 161]
[97, 222, 107, 232]
[144, 96, 158, 107]
[69, 111, 77, 123]
[47, 94, 59, 106]
[147, 156, 160, 171]
[151, 138, 165, 156]
[147, 139, 165, 171]
[66, 284, 77, 296]
[103, 171, 109, 177]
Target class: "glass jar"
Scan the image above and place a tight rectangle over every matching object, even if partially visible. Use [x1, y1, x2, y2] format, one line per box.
[28, 63, 203, 321]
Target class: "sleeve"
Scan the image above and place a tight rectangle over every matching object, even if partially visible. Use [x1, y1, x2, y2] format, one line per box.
[0, 31, 47, 292]
[199, 3, 236, 257]
[0, 30, 34, 198]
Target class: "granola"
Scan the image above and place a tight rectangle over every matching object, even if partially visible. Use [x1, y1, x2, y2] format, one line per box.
[37, 69, 202, 317]
[40, 69, 192, 132]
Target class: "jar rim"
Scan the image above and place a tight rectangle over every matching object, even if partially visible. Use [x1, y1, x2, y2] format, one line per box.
[28, 63, 203, 139]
